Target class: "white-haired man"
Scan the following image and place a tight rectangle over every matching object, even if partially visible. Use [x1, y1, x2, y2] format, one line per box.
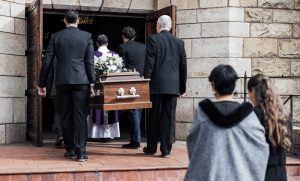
[143, 15, 187, 158]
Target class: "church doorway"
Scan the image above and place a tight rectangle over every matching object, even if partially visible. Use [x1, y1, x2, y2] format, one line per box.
[42, 13, 147, 142]
[26, 0, 176, 146]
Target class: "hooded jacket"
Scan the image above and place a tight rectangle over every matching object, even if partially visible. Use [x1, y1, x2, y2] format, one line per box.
[185, 99, 269, 181]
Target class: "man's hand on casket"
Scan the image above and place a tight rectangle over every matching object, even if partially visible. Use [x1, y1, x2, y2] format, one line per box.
[90, 84, 96, 97]
[37, 86, 47, 97]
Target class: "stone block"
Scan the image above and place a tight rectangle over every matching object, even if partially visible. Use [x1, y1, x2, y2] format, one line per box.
[273, 10, 300, 24]
[244, 38, 277, 58]
[13, 98, 25, 123]
[155, 0, 170, 10]
[202, 22, 250, 37]
[240, 0, 257, 7]
[229, 0, 240, 6]
[43, 0, 53, 9]
[202, 22, 229, 37]
[0, 1, 10, 16]
[11, 3, 25, 18]
[229, 58, 252, 77]
[176, 122, 191, 140]
[176, 98, 194, 123]
[15, 18, 25, 35]
[187, 58, 229, 77]
[0, 98, 13, 124]
[0, 125, 5, 144]
[177, 10, 197, 24]
[251, 23, 291, 38]
[200, 0, 228, 8]
[296, 0, 300, 9]
[291, 60, 300, 76]
[183, 39, 192, 58]
[0, 32, 25, 55]
[129, 0, 154, 13]
[177, 24, 201, 38]
[0, 55, 25, 76]
[171, 0, 199, 10]
[52, 0, 80, 10]
[245, 8, 272, 22]
[186, 78, 213, 97]
[274, 79, 300, 95]
[279, 39, 300, 58]
[293, 25, 300, 38]
[229, 22, 250, 37]
[229, 38, 243, 57]
[252, 58, 291, 76]
[197, 8, 244, 22]
[101, 0, 131, 13]
[5, 123, 26, 143]
[192, 38, 229, 58]
[258, 0, 294, 9]
[0, 16, 14, 33]
[14, 0, 25, 4]
[79, 0, 103, 11]
[292, 97, 300, 123]
[0, 76, 25, 97]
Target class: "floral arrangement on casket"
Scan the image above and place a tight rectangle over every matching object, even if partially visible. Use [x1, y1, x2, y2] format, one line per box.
[94, 53, 128, 76]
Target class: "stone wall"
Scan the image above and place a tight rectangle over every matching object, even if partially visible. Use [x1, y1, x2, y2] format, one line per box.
[0, 0, 26, 144]
[156, 0, 300, 140]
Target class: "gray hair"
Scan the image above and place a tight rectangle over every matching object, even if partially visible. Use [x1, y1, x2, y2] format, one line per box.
[157, 15, 172, 31]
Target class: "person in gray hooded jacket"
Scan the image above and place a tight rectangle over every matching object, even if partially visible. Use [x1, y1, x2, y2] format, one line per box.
[184, 64, 269, 181]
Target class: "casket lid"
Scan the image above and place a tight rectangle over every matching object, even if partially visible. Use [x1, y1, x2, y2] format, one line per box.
[98, 72, 149, 83]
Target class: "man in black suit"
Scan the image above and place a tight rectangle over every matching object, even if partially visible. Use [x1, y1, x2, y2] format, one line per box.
[38, 10, 95, 162]
[143, 15, 187, 158]
[118, 26, 146, 149]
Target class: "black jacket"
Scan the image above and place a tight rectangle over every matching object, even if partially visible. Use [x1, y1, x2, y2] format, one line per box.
[144, 31, 187, 95]
[39, 26, 95, 87]
[118, 40, 146, 75]
[254, 107, 287, 181]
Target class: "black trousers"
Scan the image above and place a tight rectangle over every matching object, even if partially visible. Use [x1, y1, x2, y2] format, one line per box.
[57, 84, 90, 155]
[146, 94, 177, 155]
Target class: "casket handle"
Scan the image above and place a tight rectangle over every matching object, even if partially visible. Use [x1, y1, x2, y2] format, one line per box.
[116, 87, 140, 99]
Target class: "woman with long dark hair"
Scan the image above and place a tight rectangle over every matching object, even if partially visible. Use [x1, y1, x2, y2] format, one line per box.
[248, 74, 291, 181]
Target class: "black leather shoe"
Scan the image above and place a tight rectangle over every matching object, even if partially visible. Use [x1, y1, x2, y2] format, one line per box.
[64, 151, 75, 159]
[122, 142, 140, 149]
[76, 154, 88, 162]
[143, 147, 156, 155]
[55, 136, 63, 147]
[161, 154, 170, 158]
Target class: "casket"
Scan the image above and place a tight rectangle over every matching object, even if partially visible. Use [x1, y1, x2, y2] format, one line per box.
[89, 72, 152, 111]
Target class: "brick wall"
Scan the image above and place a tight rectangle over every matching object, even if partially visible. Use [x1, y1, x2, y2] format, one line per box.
[0, 0, 26, 144]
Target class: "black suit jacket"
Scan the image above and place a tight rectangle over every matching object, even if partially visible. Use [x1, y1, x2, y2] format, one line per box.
[118, 40, 146, 75]
[39, 26, 95, 87]
[144, 31, 187, 95]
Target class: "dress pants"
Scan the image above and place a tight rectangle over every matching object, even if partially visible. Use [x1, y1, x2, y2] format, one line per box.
[128, 109, 141, 143]
[53, 96, 62, 137]
[146, 94, 177, 155]
[57, 84, 90, 155]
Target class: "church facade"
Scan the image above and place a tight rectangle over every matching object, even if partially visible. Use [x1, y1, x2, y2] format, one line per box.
[0, 0, 299, 144]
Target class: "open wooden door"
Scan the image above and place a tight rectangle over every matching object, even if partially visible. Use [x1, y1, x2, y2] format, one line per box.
[26, 0, 43, 146]
[146, 5, 176, 36]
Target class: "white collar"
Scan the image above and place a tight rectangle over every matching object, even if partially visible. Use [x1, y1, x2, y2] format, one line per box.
[98, 46, 109, 52]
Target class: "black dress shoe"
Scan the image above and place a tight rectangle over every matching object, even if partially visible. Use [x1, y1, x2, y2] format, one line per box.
[76, 154, 88, 162]
[64, 151, 75, 159]
[55, 136, 63, 147]
[143, 147, 156, 155]
[122, 142, 140, 149]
